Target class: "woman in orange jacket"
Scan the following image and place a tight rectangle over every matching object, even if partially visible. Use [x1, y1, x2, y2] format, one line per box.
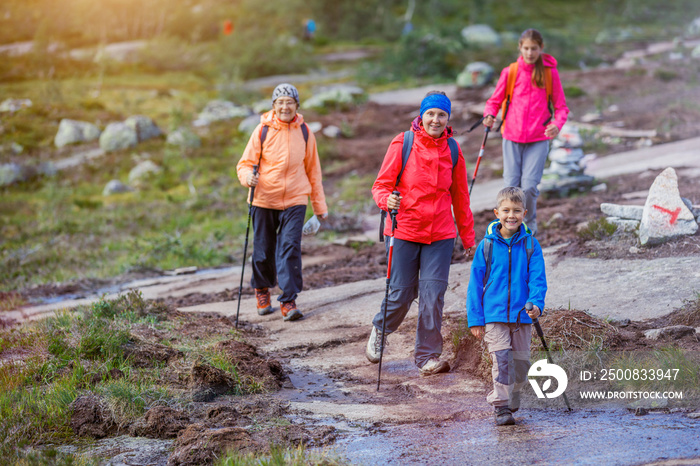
[236, 83, 328, 322]
[366, 91, 476, 376]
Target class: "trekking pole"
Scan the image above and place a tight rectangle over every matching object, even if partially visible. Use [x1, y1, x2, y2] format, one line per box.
[235, 164, 258, 329]
[526, 302, 573, 411]
[468, 126, 490, 196]
[377, 190, 400, 391]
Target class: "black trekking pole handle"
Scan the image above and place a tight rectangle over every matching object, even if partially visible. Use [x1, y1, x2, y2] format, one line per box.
[390, 190, 400, 230]
[249, 165, 259, 203]
[526, 303, 572, 411]
[467, 116, 485, 133]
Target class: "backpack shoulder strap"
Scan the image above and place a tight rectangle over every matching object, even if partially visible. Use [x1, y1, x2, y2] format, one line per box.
[447, 137, 459, 168]
[301, 122, 309, 145]
[526, 235, 534, 274]
[396, 130, 414, 187]
[483, 238, 493, 285]
[258, 125, 269, 166]
[499, 62, 519, 132]
[506, 62, 519, 100]
[260, 125, 269, 147]
[544, 67, 554, 122]
[544, 67, 553, 101]
[380, 130, 413, 242]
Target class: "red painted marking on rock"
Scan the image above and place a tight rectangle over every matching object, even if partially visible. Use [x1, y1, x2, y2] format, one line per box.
[653, 205, 681, 225]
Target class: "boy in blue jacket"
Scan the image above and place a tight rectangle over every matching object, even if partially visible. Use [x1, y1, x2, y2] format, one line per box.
[467, 187, 547, 426]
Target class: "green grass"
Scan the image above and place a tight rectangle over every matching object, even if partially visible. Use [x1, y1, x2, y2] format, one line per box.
[1, 119, 253, 290]
[577, 217, 618, 241]
[0, 292, 263, 458]
[669, 292, 700, 327]
[608, 348, 700, 395]
[216, 445, 348, 466]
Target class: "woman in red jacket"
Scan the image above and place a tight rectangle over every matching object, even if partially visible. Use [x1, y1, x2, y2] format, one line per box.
[366, 91, 476, 376]
[483, 29, 569, 235]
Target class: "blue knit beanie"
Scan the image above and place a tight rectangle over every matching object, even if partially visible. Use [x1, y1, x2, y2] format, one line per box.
[420, 93, 451, 119]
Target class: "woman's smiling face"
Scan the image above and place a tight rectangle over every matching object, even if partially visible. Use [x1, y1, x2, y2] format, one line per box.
[421, 108, 449, 138]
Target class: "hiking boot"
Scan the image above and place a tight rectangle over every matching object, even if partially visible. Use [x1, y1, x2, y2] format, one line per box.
[365, 326, 387, 364]
[509, 391, 520, 413]
[495, 407, 515, 426]
[255, 288, 273, 316]
[419, 358, 450, 376]
[281, 301, 303, 321]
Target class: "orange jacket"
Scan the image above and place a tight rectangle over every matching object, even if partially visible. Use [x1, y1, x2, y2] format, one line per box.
[237, 110, 327, 215]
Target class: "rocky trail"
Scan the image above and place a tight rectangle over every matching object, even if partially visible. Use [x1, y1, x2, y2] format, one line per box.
[5, 46, 700, 463]
[15, 132, 700, 465]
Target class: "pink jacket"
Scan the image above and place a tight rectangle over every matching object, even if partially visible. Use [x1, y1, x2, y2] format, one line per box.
[372, 118, 475, 248]
[484, 54, 569, 144]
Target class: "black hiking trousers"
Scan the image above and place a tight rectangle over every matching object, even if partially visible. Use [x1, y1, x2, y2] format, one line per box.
[251, 204, 306, 303]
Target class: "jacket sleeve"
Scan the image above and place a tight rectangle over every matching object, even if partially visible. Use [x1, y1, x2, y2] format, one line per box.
[527, 238, 547, 313]
[550, 67, 569, 130]
[483, 66, 509, 118]
[236, 124, 263, 188]
[372, 133, 404, 211]
[303, 130, 328, 216]
[467, 240, 487, 327]
[450, 146, 476, 248]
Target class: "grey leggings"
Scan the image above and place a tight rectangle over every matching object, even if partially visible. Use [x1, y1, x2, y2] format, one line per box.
[502, 139, 550, 235]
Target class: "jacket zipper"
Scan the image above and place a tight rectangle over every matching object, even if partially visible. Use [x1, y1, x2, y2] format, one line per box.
[507, 242, 512, 322]
[506, 230, 521, 322]
[282, 124, 290, 210]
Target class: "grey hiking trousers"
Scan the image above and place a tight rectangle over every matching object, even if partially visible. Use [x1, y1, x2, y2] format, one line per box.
[372, 237, 454, 368]
[502, 139, 550, 236]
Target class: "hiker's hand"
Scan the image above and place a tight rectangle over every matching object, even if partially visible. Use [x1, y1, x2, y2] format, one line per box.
[471, 326, 485, 339]
[463, 247, 474, 259]
[247, 171, 259, 187]
[483, 115, 495, 128]
[527, 305, 541, 319]
[545, 123, 559, 139]
[387, 193, 402, 211]
[319, 213, 328, 220]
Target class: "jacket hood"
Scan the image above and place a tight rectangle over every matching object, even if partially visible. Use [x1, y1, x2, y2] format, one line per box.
[518, 53, 557, 69]
[410, 115, 454, 140]
[260, 109, 306, 129]
[485, 219, 532, 241]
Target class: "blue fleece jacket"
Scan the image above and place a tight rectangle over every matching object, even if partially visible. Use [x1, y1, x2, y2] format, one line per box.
[467, 220, 547, 327]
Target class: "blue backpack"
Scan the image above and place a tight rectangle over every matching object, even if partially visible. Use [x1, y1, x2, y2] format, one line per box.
[379, 130, 460, 242]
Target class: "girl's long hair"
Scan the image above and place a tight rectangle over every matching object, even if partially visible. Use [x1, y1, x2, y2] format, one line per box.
[520, 29, 545, 89]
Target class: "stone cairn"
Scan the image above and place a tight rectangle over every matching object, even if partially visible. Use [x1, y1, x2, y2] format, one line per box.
[540, 123, 596, 197]
[600, 167, 700, 246]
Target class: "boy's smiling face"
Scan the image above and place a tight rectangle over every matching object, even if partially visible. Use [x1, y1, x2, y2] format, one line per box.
[494, 199, 527, 239]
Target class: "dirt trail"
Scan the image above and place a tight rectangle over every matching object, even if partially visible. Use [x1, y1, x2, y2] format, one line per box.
[180, 253, 700, 464]
[12, 135, 700, 324]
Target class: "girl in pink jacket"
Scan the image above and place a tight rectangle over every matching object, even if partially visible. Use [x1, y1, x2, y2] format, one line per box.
[483, 29, 569, 235]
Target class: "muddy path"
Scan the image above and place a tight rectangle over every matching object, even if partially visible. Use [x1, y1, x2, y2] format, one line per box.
[180, 255, 700, 464]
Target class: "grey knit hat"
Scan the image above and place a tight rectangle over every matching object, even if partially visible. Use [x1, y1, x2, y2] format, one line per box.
[271, 83, 299, 105]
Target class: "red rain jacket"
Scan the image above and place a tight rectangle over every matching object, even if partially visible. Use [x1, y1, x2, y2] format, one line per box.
[373, 118, 475, 248]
